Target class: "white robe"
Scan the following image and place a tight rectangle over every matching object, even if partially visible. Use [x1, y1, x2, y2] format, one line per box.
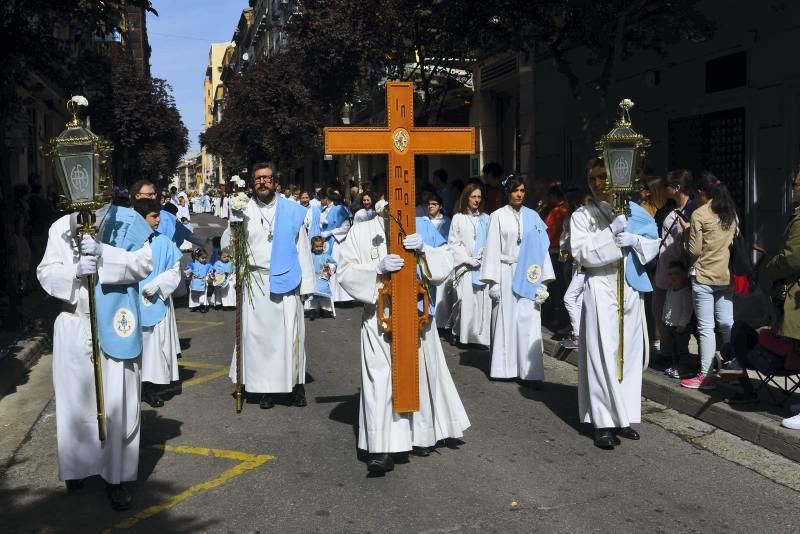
[480, 205, 555, 380]
[213, 277, 236, 307]
[36, 214, 153, 484]
[228, 198, 315, 393]
[337, 217, 470, 453]
[353, 208, 377, 224]
[448, 212, 492, 346]
[328, 221, 353, 304]
[570, 201, 659, 428]
[141, 261, 182, 384]
[428, 215, 454, 328]
[220, 196, 230, 219]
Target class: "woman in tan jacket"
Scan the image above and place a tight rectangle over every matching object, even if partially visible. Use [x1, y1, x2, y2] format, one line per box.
[679, 172, 737, 390]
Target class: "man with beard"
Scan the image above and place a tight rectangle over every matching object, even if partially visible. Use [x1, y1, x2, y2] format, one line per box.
[228, 162, 315, 409]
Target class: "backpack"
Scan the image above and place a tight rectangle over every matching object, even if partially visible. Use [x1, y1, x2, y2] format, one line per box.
[729, 223, 753, 295]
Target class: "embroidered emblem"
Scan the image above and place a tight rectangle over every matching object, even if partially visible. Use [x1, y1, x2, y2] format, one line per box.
[526, 264, 542, 284]
[392, 128, 410, 154]
[113, 308, 136, 338]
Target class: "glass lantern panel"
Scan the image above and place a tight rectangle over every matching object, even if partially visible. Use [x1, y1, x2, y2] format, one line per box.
[59, 152, 94, 202]
[605, 147, 637, 190]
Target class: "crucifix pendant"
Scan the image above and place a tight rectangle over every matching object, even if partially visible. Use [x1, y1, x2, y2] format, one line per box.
[268, 232, 273, 242]
[517, 237, 522, 245]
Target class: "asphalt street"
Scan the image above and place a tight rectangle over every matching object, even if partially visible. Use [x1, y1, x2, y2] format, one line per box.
[1, 213, 799, 533]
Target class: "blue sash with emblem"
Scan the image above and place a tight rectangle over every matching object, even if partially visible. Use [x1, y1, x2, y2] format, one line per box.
[472, 214, 489, 288]
[312, 253, 335, 297]
[270, 195, 308, 295]
[96, 205, 153, 360]
[624, 202, 657, 293]
[511, 207, 549, 301]
[157, 210, 191, 247]
[139, 233, 181, 327]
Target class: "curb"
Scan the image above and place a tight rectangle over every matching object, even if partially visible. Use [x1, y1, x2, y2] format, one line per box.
[542, 332, 800, 463]
[0, 332, 51, 401]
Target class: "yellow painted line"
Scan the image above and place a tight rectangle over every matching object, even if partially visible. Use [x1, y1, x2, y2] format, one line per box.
[178, 324, 224, 336]
[179, 360, 226, 370]
[176, 320, 225, 325]
[105, 445, 273, 532]
[180, 368, 229, 389]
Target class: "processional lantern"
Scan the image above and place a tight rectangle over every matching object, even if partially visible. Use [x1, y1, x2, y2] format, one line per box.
[324, 82, 475, 413]
[47, 96, 113, 441]
[594, 98, 650, 382]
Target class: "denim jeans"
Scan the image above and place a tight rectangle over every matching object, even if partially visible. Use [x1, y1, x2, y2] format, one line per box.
[692, 278, 734, 375]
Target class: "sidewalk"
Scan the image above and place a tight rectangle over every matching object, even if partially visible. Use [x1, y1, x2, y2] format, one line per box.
[0, 287, 58, 400]
[542, 327, 800, 463]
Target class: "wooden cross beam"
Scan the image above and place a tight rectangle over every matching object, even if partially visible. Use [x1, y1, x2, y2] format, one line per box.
[324, 81, 475, 413]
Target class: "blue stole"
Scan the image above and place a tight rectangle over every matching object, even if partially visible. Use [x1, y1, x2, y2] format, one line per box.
[96, 205, 153, 360]
[416, 217, 447, 313]
[188, 261, 213, 291]
[322, 204, 351, 253]
[511, 207, 549, 301]
[312, 253, 335, 296]
[139, 233, 182, 327]
[471, 214, 490, 288]
[308, 205, 321, 239]
[625, 202, 657, 293]
[270, 195, 308, 295]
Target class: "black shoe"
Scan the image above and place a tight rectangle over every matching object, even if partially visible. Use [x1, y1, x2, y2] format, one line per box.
[259, 395, 275, 409]
[594, 428, 616, 450]
[214, 305, 222, 310]
[200, 306, 209, 314]
[106, 483, 132, 511]
[411, 446, 431, 457]
[366, 453, 394, 476]
[142, 387, 164, 408]
[65, 478, 85, 492]
[292, 384, 307, 407]
[615, 426, 640, 440]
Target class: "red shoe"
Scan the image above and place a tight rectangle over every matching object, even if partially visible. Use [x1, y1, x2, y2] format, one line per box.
[680, 373, 716, 390]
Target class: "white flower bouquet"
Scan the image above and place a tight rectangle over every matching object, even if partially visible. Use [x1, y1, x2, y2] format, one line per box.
[231, 192, 249, 212]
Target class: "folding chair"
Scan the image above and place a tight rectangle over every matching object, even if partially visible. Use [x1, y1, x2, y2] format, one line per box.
[752, 368, 800, 406]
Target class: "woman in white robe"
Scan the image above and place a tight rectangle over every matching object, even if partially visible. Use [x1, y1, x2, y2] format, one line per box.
[448, 183, 492, 346]
[220, 194, 230, 219]
[337, 215, 470, 475]
[37, 213, 152, 507]
[570, 167, 660, 448]
[480, 177, 555, 382]
[421, 194, 452, 328]
[320, 190, 354, 304]
[352, 191, 377, 224]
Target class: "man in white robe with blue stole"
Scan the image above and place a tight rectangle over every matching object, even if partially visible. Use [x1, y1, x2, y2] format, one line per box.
[134, 199, 183, 408]
[337, 213, 470, 476]
[228, 163, 315, 409]
[37, 203, 153, 510]
[570, 167, 659, 449]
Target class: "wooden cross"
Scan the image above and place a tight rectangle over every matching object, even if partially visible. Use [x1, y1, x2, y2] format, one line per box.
[324, 81, 475, 413]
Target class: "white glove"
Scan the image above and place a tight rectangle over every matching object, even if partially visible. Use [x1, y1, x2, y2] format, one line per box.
[466, 257, 481, 268]
[76, 255, 98, 278]
[142, 282, 159, 299]
[614, 232, 638, 248]
[320, 231, 332, 239]
[79, 235, 103, 256]
[489, 284, 501, 301]
[376, 254, 404, 274]
[609, 215, 628, 235]
[402, 233, 424, 252]
[534, 285, 550, 305]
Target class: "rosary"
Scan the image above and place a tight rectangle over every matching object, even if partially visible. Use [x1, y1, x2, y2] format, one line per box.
[512, 209, 522, 245]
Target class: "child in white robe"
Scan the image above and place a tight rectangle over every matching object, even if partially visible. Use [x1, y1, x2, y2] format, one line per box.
[186, 248, 213, 312]
[212, 249, 236, 310]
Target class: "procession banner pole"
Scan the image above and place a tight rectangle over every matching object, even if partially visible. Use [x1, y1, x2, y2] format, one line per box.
[231, 184, 245, 413]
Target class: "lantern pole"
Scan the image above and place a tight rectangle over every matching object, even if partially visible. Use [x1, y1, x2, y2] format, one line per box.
[595, 99, 650, 383]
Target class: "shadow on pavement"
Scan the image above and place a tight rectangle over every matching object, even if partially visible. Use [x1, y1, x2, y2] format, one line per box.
[457, 348, 492, 379]
[517, 381, 594, 442]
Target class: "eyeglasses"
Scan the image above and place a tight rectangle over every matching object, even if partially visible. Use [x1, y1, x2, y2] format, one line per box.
[254, 175, 274, 183]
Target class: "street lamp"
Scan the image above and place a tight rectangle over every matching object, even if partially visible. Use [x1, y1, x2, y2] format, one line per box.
[46, 96, 113, 442]
[594, 98, 651, 383]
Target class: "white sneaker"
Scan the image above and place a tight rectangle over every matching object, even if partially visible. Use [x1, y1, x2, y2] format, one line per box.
[781, 413, 800, 430]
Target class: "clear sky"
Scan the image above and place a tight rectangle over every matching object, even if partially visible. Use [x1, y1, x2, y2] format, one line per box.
[147, 0, 246, 154]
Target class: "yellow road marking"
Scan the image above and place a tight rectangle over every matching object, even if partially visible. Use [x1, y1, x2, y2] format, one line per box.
[180, 368, 229, 389]
[179, 360, 226, 370]
[176, 320, 225, 325]
[105, 445, 273, 532]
